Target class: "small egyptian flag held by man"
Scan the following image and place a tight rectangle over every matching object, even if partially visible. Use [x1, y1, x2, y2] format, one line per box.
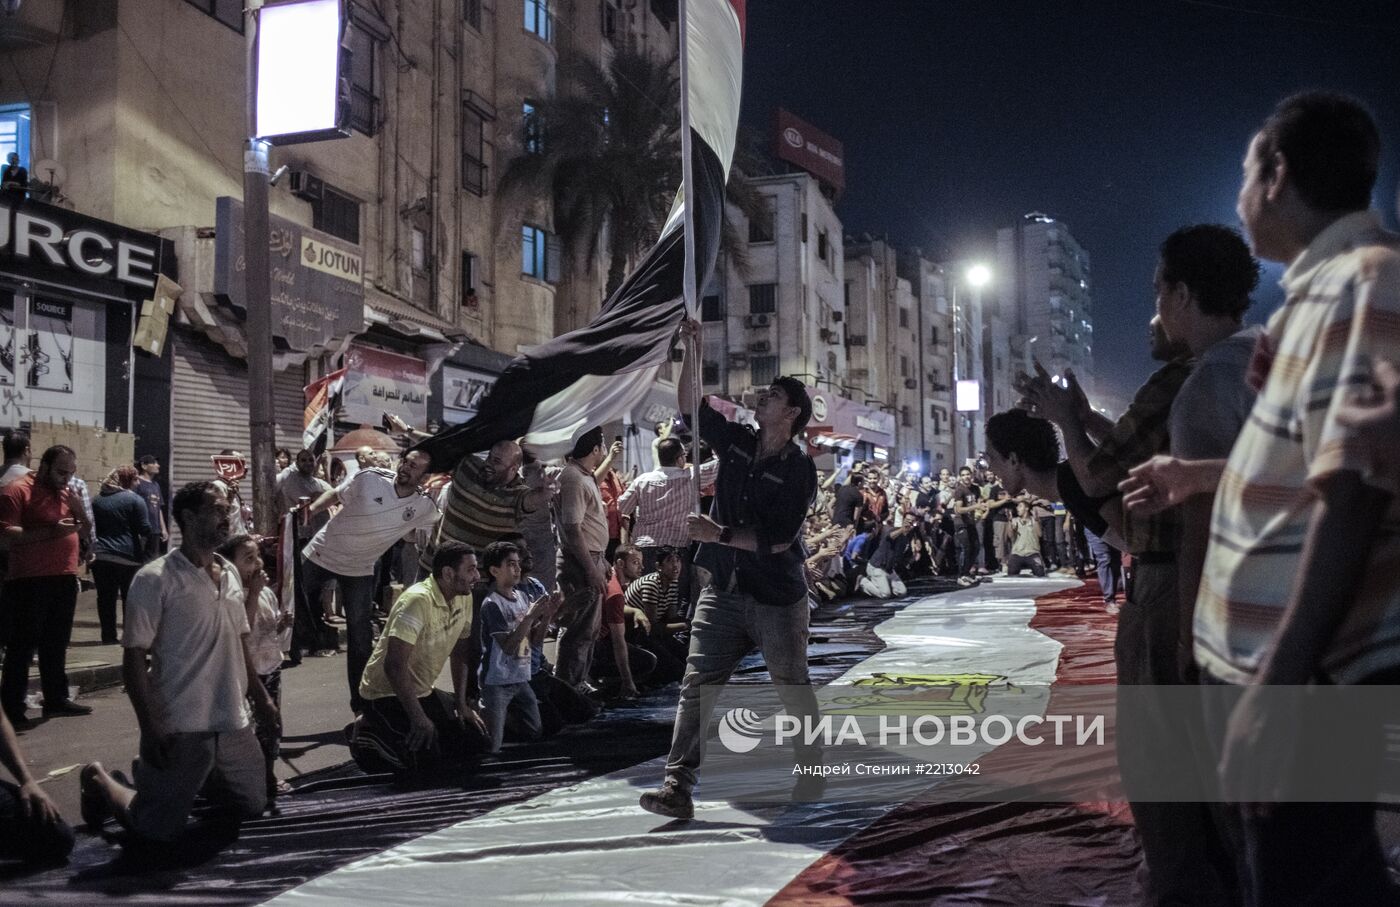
[303, 367, 347, 455]
[414, 0, 746, 467]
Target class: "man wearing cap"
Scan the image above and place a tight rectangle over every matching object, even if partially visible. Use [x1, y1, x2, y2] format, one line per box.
[640, 319, 820, 819]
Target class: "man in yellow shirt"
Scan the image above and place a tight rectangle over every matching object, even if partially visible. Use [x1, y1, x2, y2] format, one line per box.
[350, 541, 489, 775]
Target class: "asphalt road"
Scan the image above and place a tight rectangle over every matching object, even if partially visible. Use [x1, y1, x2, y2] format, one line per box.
[12, 652, 357, 824]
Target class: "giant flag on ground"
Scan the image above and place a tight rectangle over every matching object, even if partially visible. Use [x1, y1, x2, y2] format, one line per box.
[413, 0, 746, 466]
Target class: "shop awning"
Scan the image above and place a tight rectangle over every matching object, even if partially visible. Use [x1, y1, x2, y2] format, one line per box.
[364, 287, 471, 344]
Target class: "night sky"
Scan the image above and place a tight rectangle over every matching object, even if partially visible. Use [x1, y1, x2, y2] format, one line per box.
[737, 0, 1400, 402]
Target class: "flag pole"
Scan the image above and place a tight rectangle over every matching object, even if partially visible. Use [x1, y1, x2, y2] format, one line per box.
[679, 0, 701, 514]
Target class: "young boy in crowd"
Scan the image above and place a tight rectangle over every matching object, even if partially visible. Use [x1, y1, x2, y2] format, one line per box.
[218, 534, 291, 810]
[478, 541, 549, 753]
[492, 534, 584, 740]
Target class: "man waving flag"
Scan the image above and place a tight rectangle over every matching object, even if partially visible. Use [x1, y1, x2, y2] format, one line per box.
[414, 0, 746, 467]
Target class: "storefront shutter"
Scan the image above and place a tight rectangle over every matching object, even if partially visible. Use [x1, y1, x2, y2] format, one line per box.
[168, 330, 309, 534]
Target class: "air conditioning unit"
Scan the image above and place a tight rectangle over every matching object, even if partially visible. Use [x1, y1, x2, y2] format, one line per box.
[820, 328, 839, 344]
[904, 378, 918, 390]
[745, 313, 772, 329]
[846, 335, 867, 347]
[749, 340, 772, 354]
[727, 352, 749, 367]
[832, 311, 844, 323]
[849, 368, 869, 379]
[289, 171, 325, 203]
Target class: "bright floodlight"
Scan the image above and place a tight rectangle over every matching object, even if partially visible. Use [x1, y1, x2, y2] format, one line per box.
[255, 0, 343, 143]
[966, 264, 992, 288]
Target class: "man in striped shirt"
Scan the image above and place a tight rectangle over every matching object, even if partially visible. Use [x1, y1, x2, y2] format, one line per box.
[1161, 92, 1398, 904]
[618, 437, 694, 572]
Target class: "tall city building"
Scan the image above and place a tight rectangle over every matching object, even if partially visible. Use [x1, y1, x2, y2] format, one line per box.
[995, 212, 1096, 400]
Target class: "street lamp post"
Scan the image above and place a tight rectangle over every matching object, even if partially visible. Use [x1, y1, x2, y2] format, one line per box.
[244, 1, 276, 535]
[951, 263, 991, 468]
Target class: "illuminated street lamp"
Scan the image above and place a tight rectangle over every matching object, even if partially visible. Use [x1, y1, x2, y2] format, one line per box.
[966, 263, 992, 288]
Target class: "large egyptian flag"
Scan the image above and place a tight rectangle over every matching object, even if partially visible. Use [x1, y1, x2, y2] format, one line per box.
[414, 0, 746, 466]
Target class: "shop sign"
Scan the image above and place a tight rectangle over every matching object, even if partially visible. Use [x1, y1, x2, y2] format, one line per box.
[341, 344, 428, 428]
[441, 364, 496, 424]
[214, 197, 364, 353]
[1, 199, 171, 297]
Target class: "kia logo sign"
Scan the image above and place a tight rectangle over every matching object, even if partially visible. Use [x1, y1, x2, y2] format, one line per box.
[783, 127, 804, 148]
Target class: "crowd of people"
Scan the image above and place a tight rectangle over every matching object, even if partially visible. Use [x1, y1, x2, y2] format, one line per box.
[0, 88, 1397, 907]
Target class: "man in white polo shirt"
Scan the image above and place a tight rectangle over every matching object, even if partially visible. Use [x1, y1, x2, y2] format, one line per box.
[301, 449, 440, 713]
[78, 481, 278, 843]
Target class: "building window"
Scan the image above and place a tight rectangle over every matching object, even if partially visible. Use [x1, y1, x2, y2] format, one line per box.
[525, 0, 553, 41]
[898, 307, 909, 328]
[462, 104, 487, 195]
[748, 283, 776, 314]
[601, 0, 620, 42]
[522, 225, 560, 282]
[464, 0, 482, 29]
[751, 355, 778, 388]
[702, 360, 720, 385]
[183, 0, 243, 32]
[748, 202, 774, 243]
[411, 227, 427, 274]
[900, 355, 909, 378]
[930, 325, 939, 346]
[311, 184, 361, 244]
[843, 281, 851, 308]
[522, 101, 543, 154]
[348, 23, 381, 136]
[931, 405, 943, 434]
[817, 230, 829, 264]
[0, 104, 31, 170]
[701, 294, 724, 322]
[902, 406, 912, 428]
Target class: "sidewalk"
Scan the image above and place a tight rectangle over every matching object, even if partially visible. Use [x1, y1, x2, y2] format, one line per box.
[12, 581, 348, 698]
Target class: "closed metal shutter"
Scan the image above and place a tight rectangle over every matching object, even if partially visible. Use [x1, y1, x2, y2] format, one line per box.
[169, 329, 308, 515]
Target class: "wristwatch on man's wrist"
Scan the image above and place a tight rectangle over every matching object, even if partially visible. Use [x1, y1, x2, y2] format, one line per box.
[718, 525, 733, 545]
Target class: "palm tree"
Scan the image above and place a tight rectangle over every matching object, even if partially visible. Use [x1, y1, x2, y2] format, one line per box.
[500, 48, 767, 301]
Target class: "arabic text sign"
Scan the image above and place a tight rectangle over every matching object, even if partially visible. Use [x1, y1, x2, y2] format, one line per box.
[341, 344, 428, 428]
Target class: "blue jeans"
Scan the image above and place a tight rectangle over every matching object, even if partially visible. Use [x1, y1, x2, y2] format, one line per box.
[1084, 528, 1122, 601]
[663, 586, 820, 793]
[480, 681, 541, 753]
[301, 557, 378, 713]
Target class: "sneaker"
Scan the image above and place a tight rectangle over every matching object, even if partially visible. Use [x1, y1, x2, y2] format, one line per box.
[639, 779, 694, 820]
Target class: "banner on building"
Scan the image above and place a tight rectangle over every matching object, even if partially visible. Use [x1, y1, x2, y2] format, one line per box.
[341, 345, 428, 429]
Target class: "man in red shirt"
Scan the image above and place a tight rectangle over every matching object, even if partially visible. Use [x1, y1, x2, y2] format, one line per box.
[591, 545, 654, 699]
[0, 445, 92, 727]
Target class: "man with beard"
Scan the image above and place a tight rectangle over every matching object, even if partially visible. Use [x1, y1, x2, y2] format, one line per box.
[424, 439, 558, 571]
[79, 482, 278, 843]
[301, 451, 441, 714]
